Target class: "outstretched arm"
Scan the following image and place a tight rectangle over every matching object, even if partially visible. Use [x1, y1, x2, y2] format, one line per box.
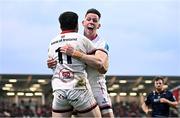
[60, 45, 108, 74]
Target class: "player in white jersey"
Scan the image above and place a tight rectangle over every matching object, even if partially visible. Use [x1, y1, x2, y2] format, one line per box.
[85, 36, 113, 116]
[48, 11, 102, 118]
[47, 9, 114, 117]
[60, 8, 114, 118]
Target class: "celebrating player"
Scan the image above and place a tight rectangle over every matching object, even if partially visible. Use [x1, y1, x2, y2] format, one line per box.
[48, 11, 103, 117]
[48, 8, 114, 118]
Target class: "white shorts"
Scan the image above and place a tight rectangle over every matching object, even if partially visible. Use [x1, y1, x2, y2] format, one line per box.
[52, 89, 97, 113]
[91, 79, 113, 114]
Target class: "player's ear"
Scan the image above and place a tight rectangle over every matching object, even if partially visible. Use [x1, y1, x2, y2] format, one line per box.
[97, 23, 101, 29]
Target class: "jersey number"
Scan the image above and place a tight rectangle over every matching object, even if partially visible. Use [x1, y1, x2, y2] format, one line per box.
[55, 47, 72, 64]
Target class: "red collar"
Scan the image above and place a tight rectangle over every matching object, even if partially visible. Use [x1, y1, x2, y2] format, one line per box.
[61, 30, 76, 34]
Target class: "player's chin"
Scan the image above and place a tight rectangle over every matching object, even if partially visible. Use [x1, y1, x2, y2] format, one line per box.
[157, 88, 162, 91]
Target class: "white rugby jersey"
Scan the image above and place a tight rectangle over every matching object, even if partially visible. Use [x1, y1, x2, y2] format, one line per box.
[86, 35, 109, 87]
[48, 31, 95, 90]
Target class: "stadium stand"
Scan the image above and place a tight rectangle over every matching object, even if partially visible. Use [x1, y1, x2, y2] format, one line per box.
[0, 74, 179, 117]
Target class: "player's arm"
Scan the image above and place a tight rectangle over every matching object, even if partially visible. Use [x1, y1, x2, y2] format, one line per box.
[81, 50, 108, 74]
[160, 98, 178, 108]
[141, 94, 152, 115]
[141, 102, 150, 114]
[47, 57, 57, 69]
[47, 45, 57, 69]
[60, 45, 108, 74]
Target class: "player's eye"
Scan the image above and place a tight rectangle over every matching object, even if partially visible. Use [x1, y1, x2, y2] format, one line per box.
[86, 18, 98, 23]
[156, 83, 162, 85]
[86, 17, 91, 21]
[92, 19, 98, 23]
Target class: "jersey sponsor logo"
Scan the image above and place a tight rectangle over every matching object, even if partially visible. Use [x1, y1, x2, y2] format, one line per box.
[75, 78, 86, 87]
[59, 68, 74, 82]
[154, 95, 161, 102]
[154, 98, 160, 102]
[51, 38, 77, 45]
[51, 40, 59, 45]
[51, 39, 63, 45]
[102, 98, 108, 104]
[62, 38, 77, 41]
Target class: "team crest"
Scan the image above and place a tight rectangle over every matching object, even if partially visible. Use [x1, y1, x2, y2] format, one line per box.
[59, 68, 74, 82]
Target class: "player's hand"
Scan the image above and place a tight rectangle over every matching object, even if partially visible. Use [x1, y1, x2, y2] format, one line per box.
[47, 57, 57, 69]
[144, 109, 148, 114]
[160, 98, 168, 103]
[60, 44, 74, 56]
[145, 109, 152, 115]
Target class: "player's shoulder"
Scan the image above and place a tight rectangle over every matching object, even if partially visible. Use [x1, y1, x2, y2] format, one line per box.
[51, 35, 61, 42]
[97, 37, 109, 51]
[96, 36, 107, 43]
[74, 32, 85, 38]
[164, 90, 173, 95]
[72, 33, 89, 42]
[48, 35, 60, 48]
[148, 91, 155, 96]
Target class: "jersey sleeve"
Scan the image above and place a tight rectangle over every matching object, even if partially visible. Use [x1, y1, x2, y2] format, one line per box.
[95, 39, 109, 55]
[47, 40, 58, 60]
[98, 40, 109, 53]
[48, 43, 54, 58]
[168, 91, 176, 102]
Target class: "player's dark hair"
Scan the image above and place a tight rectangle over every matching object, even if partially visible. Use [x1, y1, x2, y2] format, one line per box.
[85, 8, 101, 19]
[154, 76, 165, 83]
[59, 11, 78, 30]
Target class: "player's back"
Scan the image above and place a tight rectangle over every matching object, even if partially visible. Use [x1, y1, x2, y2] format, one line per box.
[48, 32, 95, 90]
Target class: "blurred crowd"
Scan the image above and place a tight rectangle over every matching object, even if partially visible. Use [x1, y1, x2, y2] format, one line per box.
[113, 101, 145, 117]
[113, 101, 179, 117]
[0, 100, 179, 117]
[0, 100, 51, 117]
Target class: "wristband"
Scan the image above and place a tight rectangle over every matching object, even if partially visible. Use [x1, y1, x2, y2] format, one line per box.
[72, 50, 84, 59]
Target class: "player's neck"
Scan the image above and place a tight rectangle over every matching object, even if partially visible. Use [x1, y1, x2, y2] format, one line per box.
[61, 29, 76, 34]
[85, 33, 97, 41]
[156, 89, 164, 93]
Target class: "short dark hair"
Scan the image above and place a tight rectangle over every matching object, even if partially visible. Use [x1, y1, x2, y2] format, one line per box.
[59, 11, 78, 30]
[154, 76, 165, 83]
[85, 8, 101, 19]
